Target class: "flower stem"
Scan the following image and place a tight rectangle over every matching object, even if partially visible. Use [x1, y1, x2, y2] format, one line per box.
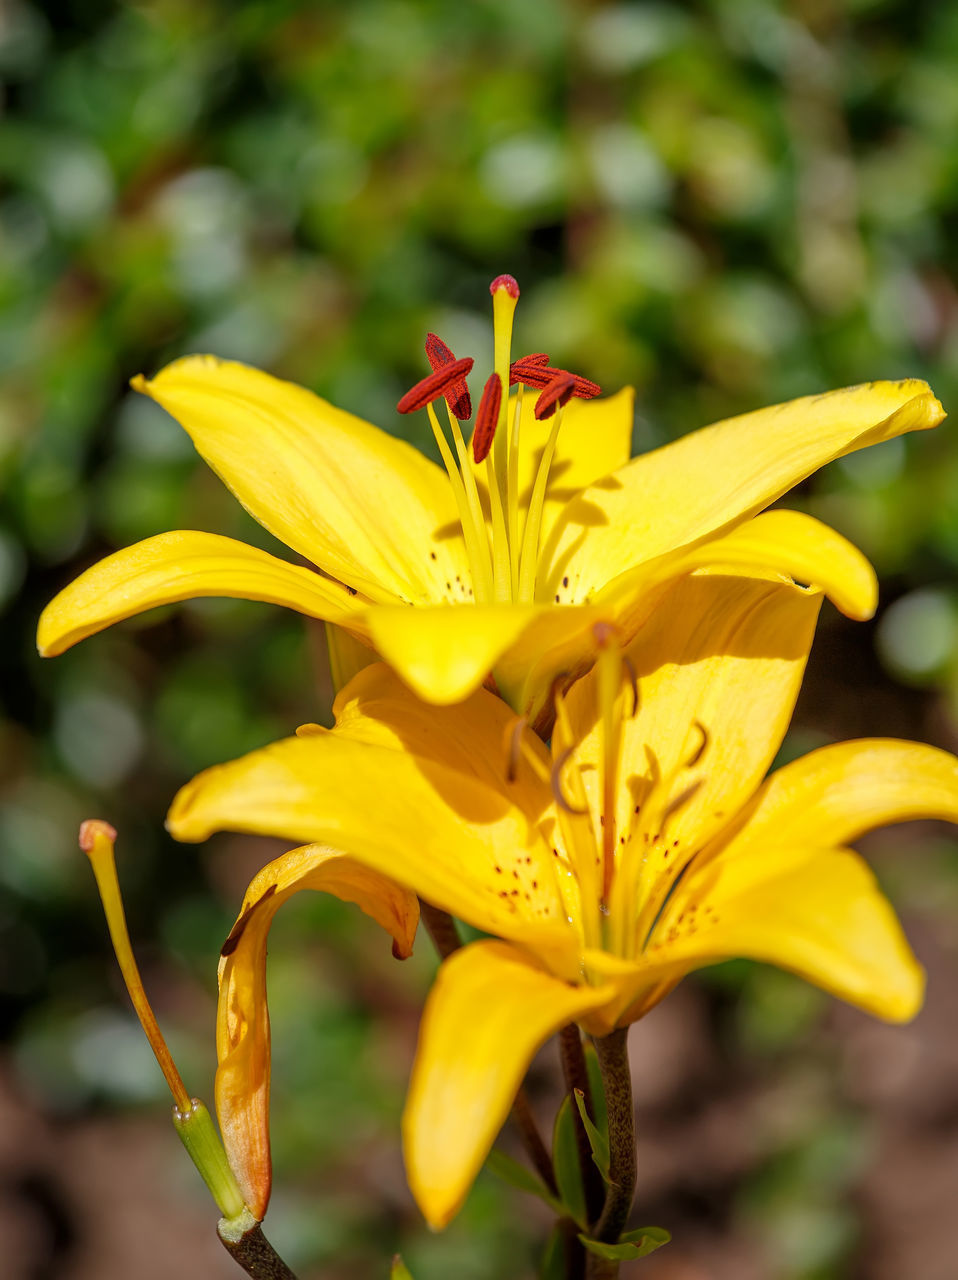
[558, 1025, 604, 1226]
[591, 1028, 635, 1245]
[218, 1210, 298, 1279]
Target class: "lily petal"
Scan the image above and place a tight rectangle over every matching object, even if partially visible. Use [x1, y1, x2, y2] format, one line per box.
[712, 738, 958, 859]
[549, 380, 944, 598]
[473, 387, 634, 548]
[37, 531, 365, 657]
[566, 574, 821, 902]
[216, 844, 419, 1218]
[167, 711, 577, 972]
[135, 356, 468, 603]
[651, 844, 924, 1022]
[403, 939, 614, 1228]
[363, 603, 540, 705]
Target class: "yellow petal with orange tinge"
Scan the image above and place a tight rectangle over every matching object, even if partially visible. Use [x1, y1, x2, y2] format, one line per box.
[135, 356, 468, 604]
[36, 530, 366, 658]
[651, 844, 924, 1023]
[363, 603, 540, 705]
[166, 725, 578, 975]
[403, 940, 615, 1229]
[548, 379, 944, 598]
[215, 845, 418, 1219]
[712, 738, 958, 861]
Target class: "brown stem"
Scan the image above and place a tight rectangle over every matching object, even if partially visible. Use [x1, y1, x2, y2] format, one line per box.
[559, 1024, 604, 1226]
[592, 1028, 635, 1245]
[419, 899, 461, 959]
[217, 1219, 298, 1279]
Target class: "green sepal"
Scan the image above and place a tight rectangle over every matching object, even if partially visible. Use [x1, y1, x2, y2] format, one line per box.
[552, 1095, 588, 1228]
[171, 1098, 246, 1220]
[578, 1226, 671, 1261]
[573, 1087, 611, 1181]
[487, 1150, 564, 1216]
[390, 1254, 414, 1279]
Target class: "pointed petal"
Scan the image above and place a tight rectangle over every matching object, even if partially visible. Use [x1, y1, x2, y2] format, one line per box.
[135, 356, 468, 602]
[549, 380, 943, 596]
[652, 844, 924, 1022]
[714, 738, 958, 859]
[37, 531, 365, 657]
[167, 673, 577, 971]
[403, 940, 614, 1228]
[363, 603, 539, 705]
[216, 844, 419, 1218]
[473, 387, 634, 547]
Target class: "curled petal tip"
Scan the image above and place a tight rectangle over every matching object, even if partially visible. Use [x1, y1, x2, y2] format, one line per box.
[129, 373, 149, 394]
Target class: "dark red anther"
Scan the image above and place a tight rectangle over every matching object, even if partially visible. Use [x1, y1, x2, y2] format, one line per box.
[490, 273, 520, 299]
[510, 355, 601, 400]
[425, 332, 472, 420]
[397, 356, 474, 415]
[534, 372, 576, 420]
[473, 373, 502, 463]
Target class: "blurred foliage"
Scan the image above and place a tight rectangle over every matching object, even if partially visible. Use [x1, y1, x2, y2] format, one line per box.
[3, 1, 958, 1277]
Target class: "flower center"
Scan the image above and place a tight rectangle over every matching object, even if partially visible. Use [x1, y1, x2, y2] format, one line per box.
[397, 274, 600, 606]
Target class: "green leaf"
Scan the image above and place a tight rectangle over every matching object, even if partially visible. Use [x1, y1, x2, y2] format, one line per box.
[583, 1040, 609, 1137]
[578, 1227, 671, 1261]
[552, 1095, 588, 1228]
[486, 1149, 564, 1216]
[391, 1255, 414, 1279]
[573, 1087, 611, 1180]
[540, 1225, 566, 1280]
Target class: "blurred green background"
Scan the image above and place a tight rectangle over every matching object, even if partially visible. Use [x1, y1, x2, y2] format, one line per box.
[3, 1, 958, 1277]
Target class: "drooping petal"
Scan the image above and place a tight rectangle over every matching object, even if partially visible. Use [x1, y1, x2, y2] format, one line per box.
[472, 387, 634, 549]
[711, 738, 958, 860]
[135, 356, 469, 603]
[37, 531, 366, 657]
[167, 702, 578, 973]
[648, 844, 924, 1023]
[547, 379, 943, 598]
[215, 844, 419, 1218]
[363, 603, 540, 705]
[403, 939, 615, 1229]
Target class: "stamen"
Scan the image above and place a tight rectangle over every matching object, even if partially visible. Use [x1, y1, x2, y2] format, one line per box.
[551, 746, 589, 815]
[535, 373, 576, 420]
[79, 820, 191, 1114]
[685, 721, 709, 768]
[425, 333, 472, 420]
[426, 402, 493, 602]
[517, 401, 566, 601]
[510, 356, 601, 401]
[504, 715, 527, 784]
[397, 356, 473, 414]
[623, 655, 639, 717]
[473, 373, 502, 463]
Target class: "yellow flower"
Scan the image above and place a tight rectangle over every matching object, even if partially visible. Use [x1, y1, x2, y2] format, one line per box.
[36, 274, 943, 726]
[166, 570, 958, 1229]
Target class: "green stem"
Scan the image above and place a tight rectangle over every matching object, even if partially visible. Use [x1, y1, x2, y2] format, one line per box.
[218, 1211, 298, 1279]
[591, 1028, 635, 1245]
[558, 1025, 604, 1227]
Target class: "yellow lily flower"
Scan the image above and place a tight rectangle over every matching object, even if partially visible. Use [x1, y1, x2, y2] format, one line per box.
[36, 274, 944, 726]
[166, 570, 958, 1229]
